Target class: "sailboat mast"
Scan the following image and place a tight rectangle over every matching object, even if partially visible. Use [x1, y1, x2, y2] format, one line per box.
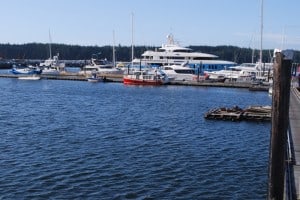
[131, 12, 134, 63]
[48, 29, 52, 59]
[113, 30, 116, 67]
[259, 0, 263, 64]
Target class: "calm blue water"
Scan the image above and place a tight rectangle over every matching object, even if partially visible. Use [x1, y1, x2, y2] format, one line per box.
[0, 78, 271, 199]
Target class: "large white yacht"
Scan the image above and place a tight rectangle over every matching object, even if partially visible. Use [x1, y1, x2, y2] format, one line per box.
[132, 34, 236, 72]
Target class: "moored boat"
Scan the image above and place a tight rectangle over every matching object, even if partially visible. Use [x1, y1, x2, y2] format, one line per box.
[79, 57, 123, 76]
[123, 70, 169, 85]
[18, 75, 41, 80]
[160, 63, 209, 81]
[132, 34, 236, 72]
[10, 64, 42, 75]
[87, 72, 103, 82]
[87, 77, 103, 82]
[40, 54, 65, 75]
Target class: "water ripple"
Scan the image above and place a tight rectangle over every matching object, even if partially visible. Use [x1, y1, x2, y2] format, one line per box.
[0, 80, 271, 199]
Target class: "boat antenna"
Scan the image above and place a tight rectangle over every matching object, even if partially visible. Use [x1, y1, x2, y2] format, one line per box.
[48, 29, 52, 59]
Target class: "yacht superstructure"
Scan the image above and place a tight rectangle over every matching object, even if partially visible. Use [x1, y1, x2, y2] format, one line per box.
[133, 34, 236, 72]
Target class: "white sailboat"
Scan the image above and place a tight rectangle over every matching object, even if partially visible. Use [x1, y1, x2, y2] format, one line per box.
[40, 30, 65, 75]
[256, 0, 273, 81]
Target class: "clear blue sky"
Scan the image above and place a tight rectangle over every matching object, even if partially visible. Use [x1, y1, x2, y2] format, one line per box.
[0, 0, 299, 50]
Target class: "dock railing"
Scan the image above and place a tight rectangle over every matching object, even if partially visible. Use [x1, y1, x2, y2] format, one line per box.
[285, 86, 300, 200]
[285, 125, 296, 200]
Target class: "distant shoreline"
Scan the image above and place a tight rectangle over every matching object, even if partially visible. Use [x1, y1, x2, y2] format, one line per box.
[0, 59, 85, 69]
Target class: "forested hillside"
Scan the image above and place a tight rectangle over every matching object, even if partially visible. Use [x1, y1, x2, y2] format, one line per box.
[0, 43, 299, 64]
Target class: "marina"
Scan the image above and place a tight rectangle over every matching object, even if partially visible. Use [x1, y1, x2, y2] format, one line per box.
[1, 0, 300, 198]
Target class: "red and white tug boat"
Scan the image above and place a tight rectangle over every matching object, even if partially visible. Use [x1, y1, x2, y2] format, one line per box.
[123, 70, 169, 86]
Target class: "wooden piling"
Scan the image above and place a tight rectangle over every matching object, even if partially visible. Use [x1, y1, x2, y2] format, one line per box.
[268, 51, 293, 200]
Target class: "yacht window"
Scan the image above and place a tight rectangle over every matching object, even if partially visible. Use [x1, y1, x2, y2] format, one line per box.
[168, 57, 185, 60]
[173, 49, 188, 53]
[193, 57, 214, 60]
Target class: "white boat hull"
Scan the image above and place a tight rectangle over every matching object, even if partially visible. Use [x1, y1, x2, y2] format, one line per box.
[18, 76, 41, 80]
[87, 77, 103, 82]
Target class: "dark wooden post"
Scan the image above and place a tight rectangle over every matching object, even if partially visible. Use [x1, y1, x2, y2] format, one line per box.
[268, 50, 293, 199]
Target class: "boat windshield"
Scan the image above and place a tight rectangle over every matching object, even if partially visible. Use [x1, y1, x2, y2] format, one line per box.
[174, 69, 194, 74]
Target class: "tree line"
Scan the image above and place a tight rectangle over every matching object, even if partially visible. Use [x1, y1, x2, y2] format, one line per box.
[0, 43, 299, 64]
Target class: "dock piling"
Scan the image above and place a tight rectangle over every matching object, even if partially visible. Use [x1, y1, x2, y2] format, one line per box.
[268, 50, 293, 200]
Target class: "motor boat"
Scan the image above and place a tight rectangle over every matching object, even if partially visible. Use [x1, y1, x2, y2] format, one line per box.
[10, 64, 42, 75]
[79, 58, 123, 76]
[123, 69, 169, 85]
[160, 63, 208, 81]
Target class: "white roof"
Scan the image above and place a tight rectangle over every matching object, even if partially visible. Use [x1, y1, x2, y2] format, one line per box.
[141, 34, 219, 59]
[142, 50, 218, 58]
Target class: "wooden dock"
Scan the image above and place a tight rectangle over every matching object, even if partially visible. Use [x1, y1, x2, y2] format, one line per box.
[0, 73, 124, 82]
[287, 87, 300, 199]
[204, 105, 271, 121]
[0, 73, 271, 91]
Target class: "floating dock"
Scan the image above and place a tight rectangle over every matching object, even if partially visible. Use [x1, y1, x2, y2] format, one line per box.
[204, 105, 271, 121]
[0, 73, 123, 82]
